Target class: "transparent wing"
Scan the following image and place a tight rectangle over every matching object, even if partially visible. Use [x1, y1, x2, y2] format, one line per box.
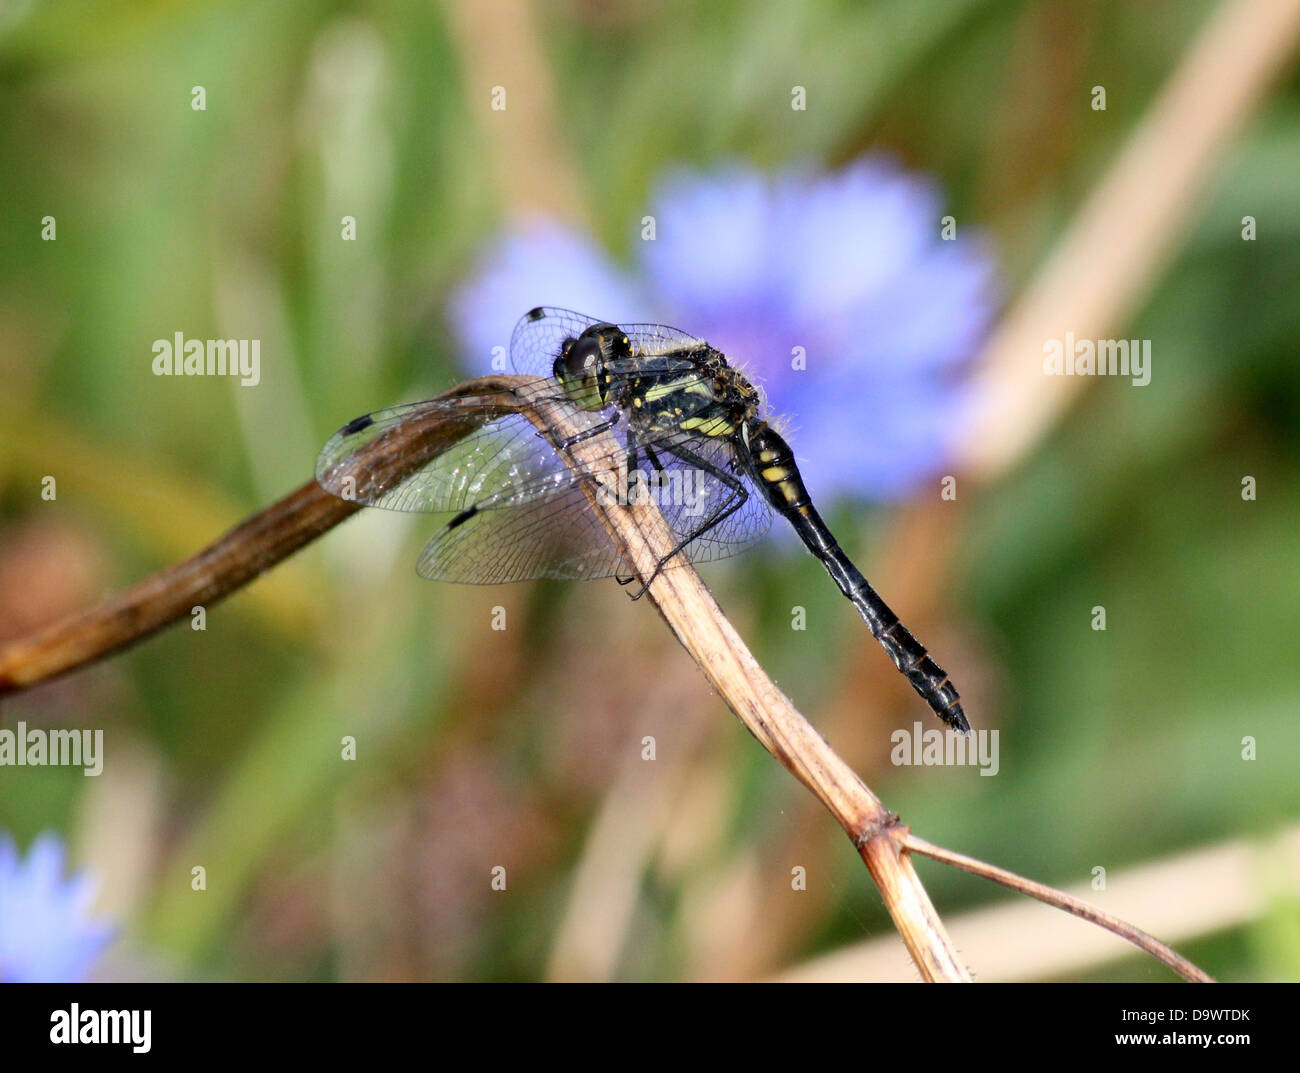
[620, 320, 710, 358]
[639, 432, 774, 564]
[316, 380, 599, 514]
[508, 307, 605, 377]
[414, 428, 773, 584]
[509, 306, 709, 377]
[417, 479, 626, 583]
[317, 389, 664, 517]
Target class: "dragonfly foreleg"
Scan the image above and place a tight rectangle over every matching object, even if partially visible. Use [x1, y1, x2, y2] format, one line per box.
[556, 415, 619, 452]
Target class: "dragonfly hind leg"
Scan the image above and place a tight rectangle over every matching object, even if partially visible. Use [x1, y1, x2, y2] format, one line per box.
[623, 441, 749, 601]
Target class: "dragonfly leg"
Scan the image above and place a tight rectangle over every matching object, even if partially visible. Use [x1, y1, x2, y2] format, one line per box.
[625, 426, 640, 476]
[612, 428, 645, 586]
[556, 415, 618, 452]
[625, 442, 748, 600]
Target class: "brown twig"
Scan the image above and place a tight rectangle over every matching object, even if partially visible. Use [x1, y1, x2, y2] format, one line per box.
[0, 377, 521, 694]
[901, 833, 1214, 983]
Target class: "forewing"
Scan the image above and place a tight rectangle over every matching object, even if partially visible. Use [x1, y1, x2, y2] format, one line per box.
[508, 307, 605, 377]
[317, 387, 656, 522]
[620, 320, 709, 359]
[317, 383, 583, 514]
[508, 307, 710, 376]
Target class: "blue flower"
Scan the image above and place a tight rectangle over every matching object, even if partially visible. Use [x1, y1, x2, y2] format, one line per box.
[0, 831, 114, 982]
[451, 154, 997, 502]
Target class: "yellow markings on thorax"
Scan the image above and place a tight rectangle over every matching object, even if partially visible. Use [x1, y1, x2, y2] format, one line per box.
[640, 377, 713, 405]
[679, 414, 735, 437]
[633, 374, 736, 438]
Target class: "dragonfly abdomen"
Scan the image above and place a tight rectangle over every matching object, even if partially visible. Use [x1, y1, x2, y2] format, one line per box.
[747, 423, 969, 733]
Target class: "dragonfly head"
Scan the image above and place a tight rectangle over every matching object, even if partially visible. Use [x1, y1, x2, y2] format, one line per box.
[554, 324, 631, 411]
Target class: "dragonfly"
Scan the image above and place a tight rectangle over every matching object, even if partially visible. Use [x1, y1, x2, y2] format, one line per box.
[317, 307, 968, 733]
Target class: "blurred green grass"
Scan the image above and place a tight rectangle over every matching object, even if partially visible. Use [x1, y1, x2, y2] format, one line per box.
[1, 0, 1297, 981]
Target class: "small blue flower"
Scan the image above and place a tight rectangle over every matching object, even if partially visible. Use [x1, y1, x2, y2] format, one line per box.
[0, 831, 114, 982]
[451, 154, 997, 502]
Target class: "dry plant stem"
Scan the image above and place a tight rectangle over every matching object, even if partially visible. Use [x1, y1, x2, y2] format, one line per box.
[0, 377, 522, 694]
[0, 482, 356, 693]
[524, 395, 971, 982]
[903, 833, 1215, 983]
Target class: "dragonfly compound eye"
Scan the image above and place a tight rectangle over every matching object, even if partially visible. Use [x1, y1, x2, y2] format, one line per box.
[555, 334, 609, 410]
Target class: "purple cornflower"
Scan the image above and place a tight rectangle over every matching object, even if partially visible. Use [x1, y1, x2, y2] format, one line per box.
[451, 154, 997, 502]
[0, 831, 114, 982]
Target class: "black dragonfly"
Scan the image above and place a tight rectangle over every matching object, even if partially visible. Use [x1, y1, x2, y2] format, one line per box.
[317, 307, 968, 732]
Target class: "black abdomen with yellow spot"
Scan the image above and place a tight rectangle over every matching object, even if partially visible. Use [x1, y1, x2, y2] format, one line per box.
[747, 422, 968, 733]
